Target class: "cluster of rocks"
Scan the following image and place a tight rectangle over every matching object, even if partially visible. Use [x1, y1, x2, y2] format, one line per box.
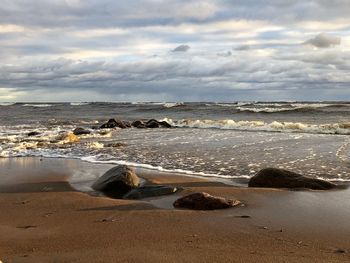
[92, 165, 178, 199]
[27, 118, 172, 138]
[99, 118, 172, 129]
[92, 165, 243, 210]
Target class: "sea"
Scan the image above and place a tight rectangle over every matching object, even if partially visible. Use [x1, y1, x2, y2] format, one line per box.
[1, 101, 350, 184]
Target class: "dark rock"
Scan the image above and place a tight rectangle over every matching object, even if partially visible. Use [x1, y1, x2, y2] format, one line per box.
[100, 119, 127, 129]
[132, 120, 146, 128]
[123, 185, 178, 199]
[92, 165, 140, 197]
[248, 168, 337, 190]
[28, 131, 41, 136]
[146, 119, 160, 128]
[173, 192, 241, 210]
[159, 120, 172, 128]
[73, 127, 91, 135]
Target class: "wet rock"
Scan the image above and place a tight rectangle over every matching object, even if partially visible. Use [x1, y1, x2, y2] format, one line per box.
[146, 119, 160, 128]
[248, 168, 337, 190]
[173, 192, 241, 210]
[123, 185, 178, 199]
[159, 120, 172, 128]
[144, 119, 172, 128]
[73, 127, 91, 135]
[100, 119, 128, 129]
[27, 131, 41, 136]
[92, 165, 140, 197]
[132, 120, 146, 128]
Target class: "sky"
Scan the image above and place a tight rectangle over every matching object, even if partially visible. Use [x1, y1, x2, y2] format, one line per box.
[0, 0, 349, 102]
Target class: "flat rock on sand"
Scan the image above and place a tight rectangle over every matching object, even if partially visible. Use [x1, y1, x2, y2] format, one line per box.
[173, 192, 241, 210]
[248, 167, 337, 190]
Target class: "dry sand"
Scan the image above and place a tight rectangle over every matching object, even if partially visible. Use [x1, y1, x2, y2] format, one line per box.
[0, 157, 349, 262]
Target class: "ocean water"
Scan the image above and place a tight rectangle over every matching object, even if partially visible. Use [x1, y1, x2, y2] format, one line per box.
[1, 101, 350, 183]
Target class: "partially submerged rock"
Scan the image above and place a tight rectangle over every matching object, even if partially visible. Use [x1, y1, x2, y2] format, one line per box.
[248, 167, 337, 190]
[73, 127, 91, 135]
[100, 119, 128, 129]
[123, 185, 178, 199]
[173, 192, 241, 210]
[132, 120, 146, 128]
[145, 119, 172, 128]
[145, 119, 160, 128]
[92, 165, 140, 197]
[27, 131, 41, 136]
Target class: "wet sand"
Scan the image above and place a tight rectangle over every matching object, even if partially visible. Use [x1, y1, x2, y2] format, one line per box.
[0, 157, 350, 262]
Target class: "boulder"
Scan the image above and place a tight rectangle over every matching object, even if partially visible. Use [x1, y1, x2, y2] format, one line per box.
[92, 165, 140, 197]
[159, 120, 172, 128]
[28, 131, 41, 136]
[132, 120, 146, 128]
[145, 119, 172, 128]
[173, 192, 241, 210]
[73, 127, 91, 135]
[146, 119, 160, 128]
[123, 121, 132, 128]
[123, 185, 178, 199]
[100, 119, 127, 129]
[248, 168, 337, 190]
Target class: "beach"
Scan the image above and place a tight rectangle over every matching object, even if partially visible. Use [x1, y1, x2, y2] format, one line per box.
[0, 157, 349, 262]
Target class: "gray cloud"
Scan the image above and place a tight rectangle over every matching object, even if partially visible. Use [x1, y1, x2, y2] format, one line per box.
[172, 45, 191, 52]
[304, 33, 341, 48]
[0, 0, 350, 101]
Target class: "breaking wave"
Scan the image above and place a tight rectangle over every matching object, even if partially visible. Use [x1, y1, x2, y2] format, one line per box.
[70, 102, 91, 106]
[162, 118, 350, 135]
[23, 104, 53, 108]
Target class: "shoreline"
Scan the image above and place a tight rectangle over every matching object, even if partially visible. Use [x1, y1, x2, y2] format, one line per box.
[0, 157, 350, 262]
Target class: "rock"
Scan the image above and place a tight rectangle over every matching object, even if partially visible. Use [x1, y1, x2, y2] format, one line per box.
[159, 120, 172, 128]
[248, 168, 337, 190]
[146, 119, 160, 128]
[123, 185, 178, 199]
[145, 119, 172, 128]
[132, 120, 146, 128]
[28, 131, 41, 136]
[73, 127, 91, 135]
[100, 119, 127, 129]
[92, 165, 140, 197]
[173, 192, 241, 210]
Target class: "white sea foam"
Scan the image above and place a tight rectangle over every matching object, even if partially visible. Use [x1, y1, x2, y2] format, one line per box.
[70, 102, 90, 106]
[80, 155, 249, 183]
[23, 104, 53, 108]
[0, 102, 15, 106]
[162, 118, 350, 135]
[237, 107, 295, 113]
[163, 102, 184, 108]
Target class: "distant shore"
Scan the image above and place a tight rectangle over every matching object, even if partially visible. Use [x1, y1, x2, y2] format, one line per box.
[0, 157, 350, 262]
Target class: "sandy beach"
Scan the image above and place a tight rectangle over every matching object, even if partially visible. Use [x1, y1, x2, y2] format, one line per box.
[0, 157, 349, 262]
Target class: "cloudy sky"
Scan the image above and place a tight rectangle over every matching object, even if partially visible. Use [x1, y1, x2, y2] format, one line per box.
[0, 0, 349, 102]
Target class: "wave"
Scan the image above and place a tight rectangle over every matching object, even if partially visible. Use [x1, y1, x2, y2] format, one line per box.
[162, 118, 350, 135]
[23, 104, 53, 108]
[163, 102, 184, 108]
[70, 102, 90, 106]
[0, 102, 16, 106]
